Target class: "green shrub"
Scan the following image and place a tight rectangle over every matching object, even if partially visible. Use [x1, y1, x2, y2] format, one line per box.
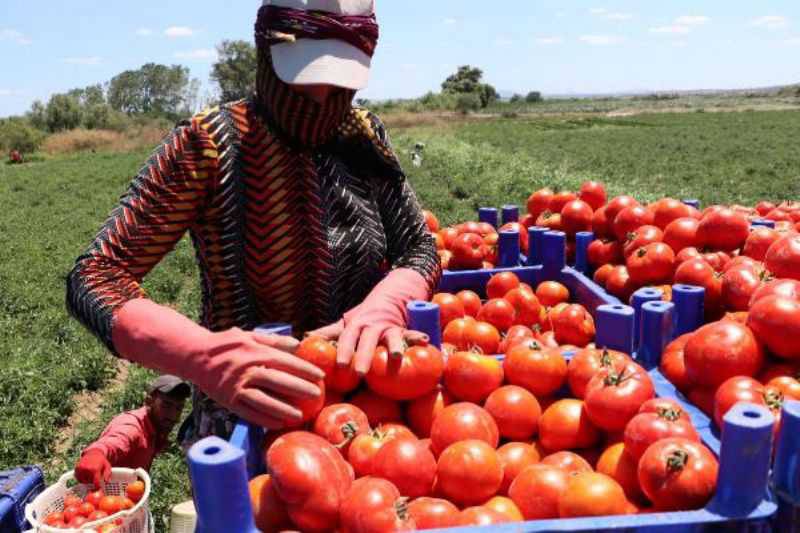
[0, 118, 46, 153]
[455, 93, 482, 114]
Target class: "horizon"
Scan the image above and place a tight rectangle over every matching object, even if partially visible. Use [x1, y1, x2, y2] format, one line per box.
[2, 0, 799, 118]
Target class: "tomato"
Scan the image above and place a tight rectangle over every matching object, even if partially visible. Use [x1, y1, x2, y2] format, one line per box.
[624, 408, 700, 461]
[371, 437, 437, 498]
[484, 385, 541, 440]
[123, 481, 144, 505]
[405, 386, 451, 438]
[549, 191, 578, 213]
[722, 266, 765, 312]
[444, 351, 504, 402]
[97, 496, 123, 515]
[439, 227, 458, 250]
[750, 278, 800, 306]
[550, 303, 595, 347]
[606, 196, 640, 223]
[596, 442, 646, 504]
[676, 246, 702, 263]
[623, 225, 664, 258]
[486, 272, 521, 299]
[674, 258, 723, 318]
[366, 344, 444, 400]
[558, 472, 630, 518]
[477, 298, 516, 333]
[561, 199, 594, 236]
[430, 402, 499, 455]
[536, 281, 570, 307]
[593, 263, 616, 288]
[76, 502, 95, 517]
[509, 464, 570, 519]
[43, 512, 65, 526]
[722, 255, 761, 274]
[457, 221, 483, 235]
[757, 201, 777, 216]
[527, 188, 554, 219]
[69, 516, 89, 528]
[520, 213, 536, 228]
[348, 429, 392, 477]
[313, 404, 370, 456]
[687, 386, 716, 416]
[659, 334, 693, 392]
[536, 211, 563, 232]
[713, 376, 768, 427]
[626, 243, 675, 286]
[296, 336, 359, 395]
[767, 376, 800, 398]
[86, 510, 109, 521]
[504, 341, 567, 397]
[606, 265, 636, 302]
[450, 233, 487, 270]
[84, 490, 104, 509]
[765, 234, 800, 281]
[505, 289, 543, 329]
[339, 477, 415, 533]
[703, 250, 732, 272]
[497, 442, 541, 494]
[767, 208, 795, 222]
[662, 217, 700, 253]
[579, 181, 607, 210]
[541, 451, 592, 474]
[422, 210, 439, 233]
[539, 399, 601, 451]
[584, 360, 655, 432]
[684, 321, 765, 388]
[267, 431, 353, 532]
[437, 440, 504, 506]
[653, 199, 695, 229]
[456, 290, 482, 317]
[456, 506, 511, 525]
[437, 249, 453, 269]
[588, 239, 623, 268]
[248, 474, 292, 532]
[431, 293, 465, 328]
[638, 438, 718, 511]
[469, 321, 502, 354]
[479, 497, 522, 522]
[697, 208, 750, 252]
[568, 348, 631, 399]
[499, 324, 535, 353]
[593, 205, 613, 239]
[614, 205, 655, 241]
[742, 227, 780, 261]
[63, 494, 82, 509]
[759, 361, 800, 383]
[349, 390, 401, 426]
[407, 497, 459, 529]
[499, 222, 530, 254]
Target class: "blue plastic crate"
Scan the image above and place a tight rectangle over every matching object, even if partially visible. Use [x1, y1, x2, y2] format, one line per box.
[0, 466, 44, 533]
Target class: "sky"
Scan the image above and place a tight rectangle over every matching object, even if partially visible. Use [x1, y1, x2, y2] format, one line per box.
[1, 0, 799, 118]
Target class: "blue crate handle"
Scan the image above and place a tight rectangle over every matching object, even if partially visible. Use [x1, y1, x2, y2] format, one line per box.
[573, 231, 593, 274]
[527, 226, 548, 266]
[501, 204, 519, 225]
[498, 230, 520, 268]
[478, 207, 498, 228]
[407, 301, 441, 349]
[631, 287, 664, 351]
[774, 400, 800, 502]
[682, 198, 701, 209]
[751, 219, 776, 228]
[594, 304, 635, 354]
[672, 284, 705, 338]
[638, 300, 675, 369]
[542, 231, 567, 280]
[254, 323, 293, 337]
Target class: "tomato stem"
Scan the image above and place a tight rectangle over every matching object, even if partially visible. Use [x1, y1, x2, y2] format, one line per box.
[334, 422, 361, 448]
[666, 449, 689, 471]
[395, 497, 410, 520]
[656, 407, 683, 422]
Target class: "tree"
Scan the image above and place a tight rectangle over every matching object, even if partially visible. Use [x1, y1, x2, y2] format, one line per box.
[455, 93, 481, 114]
[526, 91, 543, 103]
[480, 84, 499, 107]
[28, 100, 47, 130]
[46, 94, 82, 131]
[211, 40, 257, 102]
[441, 65, 496, 109]
[510, 94, 523, 103]
[108, 63, 194, 116]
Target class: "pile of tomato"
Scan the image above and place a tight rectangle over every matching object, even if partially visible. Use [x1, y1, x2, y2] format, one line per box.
[40, 481, 145, 531]
[248, 275, 722, 532]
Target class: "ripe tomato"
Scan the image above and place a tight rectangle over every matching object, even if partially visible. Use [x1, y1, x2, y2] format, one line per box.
[499, 324, 535, 353]
[406, 386, 451, 438]
[606, 196, 640, 225]
[536, 281, 570, 307]
[407, 497, 459, 529]
[430, 402, 499, 455]
[484, 496, 524, 521]
[527, 188, 555, 219]
[422, 210, 439, 233]
[509, 464, 569, 519]
[596, 442, 646, 504]
[593, 205, 613, 239]
[558, 472, 630, 518]
[69, 516, 89, 528]
[431, 293, 465, 328]
[499, 222, 530, 254]
[663, 217, 700, 253]
[372, 437, 437, 498]
[568, 348, 631, 399]
[438, 249, 453, 269]
[606, 265, 636, 302]
[624, 409, 700, 461]
[486, 272, 521, 299]
[550, 303, 595, 347]
[43, 512, 65, 526]
[588, 239, 623, 268]
[504, 288, 542, 328]
[339, 477, 415, 533]
[593, 263, 616, 288]
[765, 234, 800, 281]
[503, 341, 567, 397]
[124, 481, 145, 504]
[313, 404, 370, 456]
[366, 344, 444, 401]
[614, 205, 655, 241]
[684, 321, 765, 388]
[484, 385, 541, 440]
[579, 181, 607, 210]
[536, 211, 563, 232]
[468, 321, 502, 354]
[561, 199, 594, 236]
[437, 440, 504, 506]
[444, 351, 504, 402]
[296, 336, 359, 394]
[450, 233, 487, 270]
[767, 376, 800, 398]
[550, 191, 578, 213]
[721, 266, 765, 312]
[86, 510, 109, 521]
[674, 258, 723, 318]
[539, 399, 601, 451]
[84, 490, 104, 509]
[713, 376, 767, 427]
[349, 390, 402, 425]
[676, 246, 702, 263]
[97, 496, 123, 515]
[63, 494, 82, 509]
[697, 208, 750, 251]
[722, 255, 761, 274]
[759, 361, 800, 383]
[757, 201, 777, 216]
[267, 431, 353, 532]
[653, 199, 695, 229]
[767, 208, 795, 222]
[456, 506, 511, 526]
[626, 243, 675, 286]
[249, 474, 292, 532]
[455, 290, 481, 317]
[703, 251, 732, 272]
[584, 360, 655, 432]
[660, 334, 692, 392]
[743, 228, 780, 261]
[541, 451, 592, 474]
[750, 278, 800, 307]
[497, 442, 541, 495]
[348, 428, 395, 477]
[638, 438, 718, 511]
[477, 298, 516, 333]
[687, 386, 716, 416]
[623, 225, 664, 258]
[77, 502, 95, 517]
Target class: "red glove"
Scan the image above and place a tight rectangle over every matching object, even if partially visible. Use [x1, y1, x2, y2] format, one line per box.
[75, 449, 112, 488]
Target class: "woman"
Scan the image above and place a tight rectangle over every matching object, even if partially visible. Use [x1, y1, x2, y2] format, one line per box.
[66, 0, 440, 444]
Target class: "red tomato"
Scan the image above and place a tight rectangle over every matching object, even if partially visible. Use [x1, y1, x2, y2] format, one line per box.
[605, 265, 637, 302]
[605, 196, 640, 225]
[477, 298, 516, 333]
[63, 494, 82, 509]
[43, 512, 65, 526]
[626, 242, 675, 286]
[721, 266, 764, 312]
[486, 272, 521, 299]
[504, 288, 543, 328]
[484, 385, 541, 440]
[77, 502, 95, 517]
[584, 360, 655, 432]
[86, 510, 110, 521]
[558, 472, 630, 518]
[313, 404, 370, 456]
[84, 490, 104, 509]
[593, 205, 613, 239]
[765, 234, 800, 281]
[348, 429, 395, 478]
[249, 474, 292, 532]
[614, 205, 655, 241]
[527, 188, 554, 219]
[722, 255, 761, 274]
[520, 213, 536, 228]
[659, 334, 693, 392]
[588, 239, 623, 268]
[97, 496, 122, 515]
[687, 387, 716, 416]
[593, 263, 616, 288]
[509, 464, 570, 519]
[444, 351, 504, 402]
[757, 201, 777, 216]
[684, 321, 765, 388]
[349, 390, 402, 426]
[372, 438, 437, 498]
[456, 290, 482, 317]
[536, 211, 563, 232]
[450, 233, 487, 270]
[638, 438, 718, 511]
[674, 258, 723, 318]
[623, 225, 664, 258]
[759, 361, 800, 383]
[676, 246, 702, 263]
[407, 497, 459, 529]
[339, 477, 415, 533]
[624, 409, 700, 461]
[439, 227, 459, 250]
[541, 451, 592, 474]
[499, 324, 535, 353]
[430, 403, 499, 455]
[596, 443, 646, 504]
[437, 440, 504, 506]
[456, 506, 511, 526]
[536, 281, 570, 307]
[767, 208, 795, 222]
[744, 228, 781, 261]
[497, 442, 541, 495]
[663, 217, 700, 253]
[366, 344, 444, 400]
[713, 376, 767, 427]
[750, 278, 800, 307]
[697, 208, 750, 252]
[296, 336, 359, 395]
[431, 293, 465, 328]
[423, 210, 439, 233]
[567, 348, 631, 399]
[69, 516, 89, 528]
[125, 481, 145, 504]
[467, 321, 502, 354]
[406, 386, 451, 438]
[499, 222, 530, 254]
[438, 249, 453, 269]
[503, 341, 568, 397]
[703, 250, 732, 272]
[767, 376, 800, 398]
[550, 191, 578, 213]
[561, 199, 594, 236]
[653, 199, 695, 230]
[579, 181, 607, 210]
[538, 399, 601, 451]
[484, 496, 524, 521]
[550, 303, 596, 347]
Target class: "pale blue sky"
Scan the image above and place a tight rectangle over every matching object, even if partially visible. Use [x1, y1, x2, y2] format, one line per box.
[1, 1, 799, 117]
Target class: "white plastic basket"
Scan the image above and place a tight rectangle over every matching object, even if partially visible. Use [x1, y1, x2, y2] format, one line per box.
[24, 468, 151, 533]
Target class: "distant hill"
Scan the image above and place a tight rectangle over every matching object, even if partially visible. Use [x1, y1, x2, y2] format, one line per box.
[497, 83, 800, 101]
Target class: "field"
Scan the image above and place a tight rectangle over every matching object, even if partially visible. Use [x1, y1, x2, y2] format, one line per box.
[1, 106, 799, 528]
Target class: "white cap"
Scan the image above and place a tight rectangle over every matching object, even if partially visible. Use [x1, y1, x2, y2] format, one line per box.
[263, 0, 375, 90]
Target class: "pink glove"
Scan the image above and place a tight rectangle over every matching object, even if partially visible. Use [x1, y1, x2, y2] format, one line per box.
[308, 268, 430, 374]
[75, 449, 112, 488]
[111, 299, 324, 429]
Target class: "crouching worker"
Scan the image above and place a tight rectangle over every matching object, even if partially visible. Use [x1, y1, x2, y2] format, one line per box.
[74, 375, 190, 487]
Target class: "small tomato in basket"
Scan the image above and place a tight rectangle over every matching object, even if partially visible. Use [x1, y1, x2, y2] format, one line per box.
[69, 516, 89, 528]
[43, 512, 65, 526]
[87, 510, 109, 521]
[85, 489, 104, 508]
[125, 480, 145, 504]
[78, 502, 95, 517]
[63, 504, 82, 523]
[98, 495, 124, 515]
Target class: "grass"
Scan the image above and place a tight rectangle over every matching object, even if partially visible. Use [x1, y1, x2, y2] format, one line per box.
[1, 108, 798, 527]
